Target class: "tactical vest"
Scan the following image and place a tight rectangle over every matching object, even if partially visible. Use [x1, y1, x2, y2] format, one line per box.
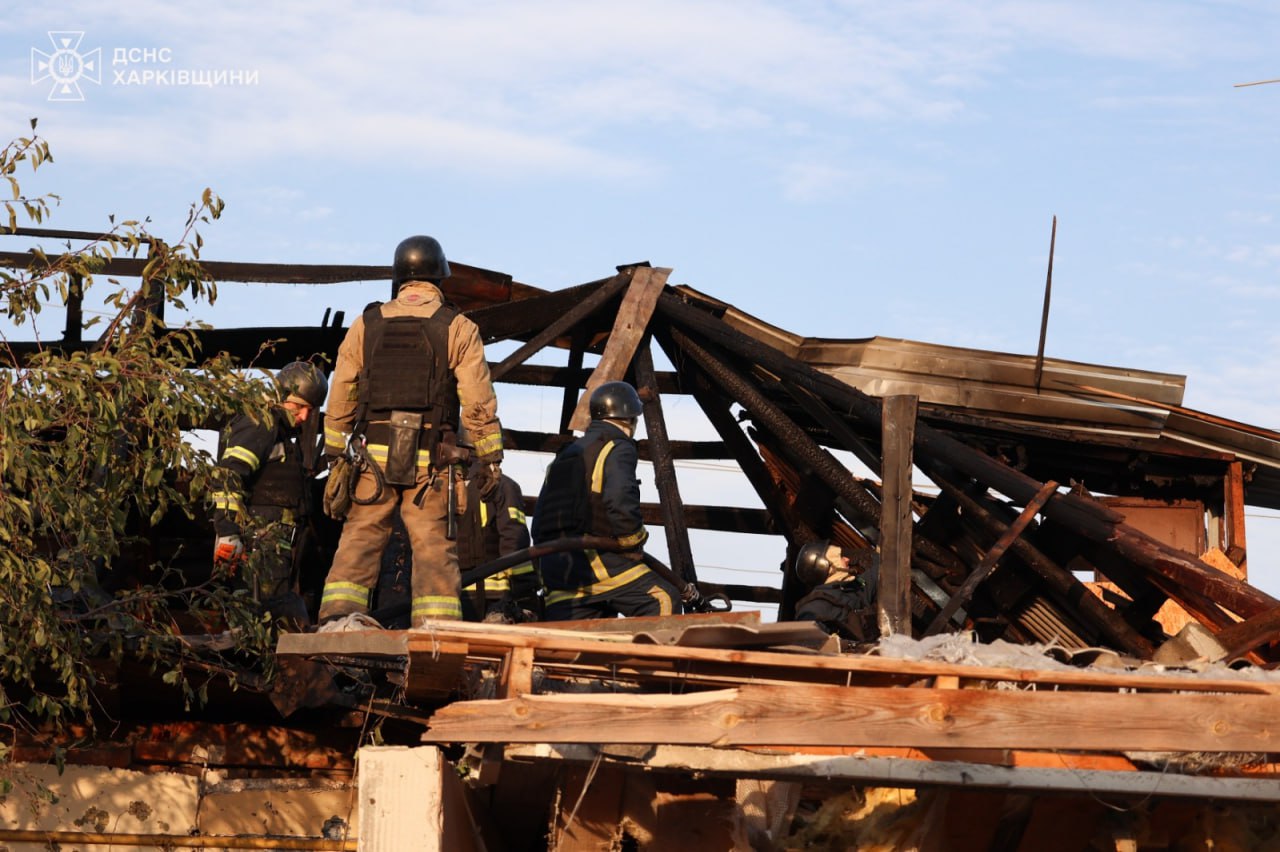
[356, 303, 460, 445]
[247, 414, 306, 513]
[531, 434, 613, 542]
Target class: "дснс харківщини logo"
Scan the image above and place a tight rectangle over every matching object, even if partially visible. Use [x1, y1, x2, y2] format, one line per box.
[31, 32, 101, 102]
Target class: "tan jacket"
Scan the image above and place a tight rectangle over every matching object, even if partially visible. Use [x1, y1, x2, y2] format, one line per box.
[323, 281, 503, 461]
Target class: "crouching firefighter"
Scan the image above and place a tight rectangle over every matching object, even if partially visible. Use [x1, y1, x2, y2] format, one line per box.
[319, 234, 505, 628]
[210, 361, 328, 630]
[531, 381, 677, 621]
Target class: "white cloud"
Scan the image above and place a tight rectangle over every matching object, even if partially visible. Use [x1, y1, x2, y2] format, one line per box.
[3, 1, 1272, 193]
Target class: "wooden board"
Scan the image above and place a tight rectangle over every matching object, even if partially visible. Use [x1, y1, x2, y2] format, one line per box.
[390, 623, 1280, 696]
[568, 266, 671, 431]
[424, 682, 1280, 754]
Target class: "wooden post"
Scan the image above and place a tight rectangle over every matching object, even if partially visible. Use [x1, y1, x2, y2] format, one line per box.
[879, 395, 917, 637]
[1225, 460, 1248, 574]
[634, 340, 697, 584]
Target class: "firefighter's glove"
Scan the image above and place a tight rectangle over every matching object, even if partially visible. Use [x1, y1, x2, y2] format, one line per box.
[470, 459, 502, 499]
[324, 455, 353, 520]
[213, 534, 245, 571]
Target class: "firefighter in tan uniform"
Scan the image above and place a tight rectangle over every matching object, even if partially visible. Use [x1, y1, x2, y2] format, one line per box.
[319, 235, 504, 627]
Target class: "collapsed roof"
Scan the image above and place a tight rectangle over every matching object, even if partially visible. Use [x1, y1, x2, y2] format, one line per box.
[9, 230, 1280, 845]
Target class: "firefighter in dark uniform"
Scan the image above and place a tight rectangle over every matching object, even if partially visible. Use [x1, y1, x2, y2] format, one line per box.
[459, 460, 538, 621]
[531, 381, 677, 620]
[319, 235, 504, 627]
[793, 539, 875, 643]
[210, 361, 328, 628]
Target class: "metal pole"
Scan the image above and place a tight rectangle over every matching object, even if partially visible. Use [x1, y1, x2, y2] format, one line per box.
[1033, 214, 1057, 393]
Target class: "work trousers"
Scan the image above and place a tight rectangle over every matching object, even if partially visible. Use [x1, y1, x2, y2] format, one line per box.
[320, 465, 462, 626]
[246, 519, 309, 630]
[541, 555, 677, 622]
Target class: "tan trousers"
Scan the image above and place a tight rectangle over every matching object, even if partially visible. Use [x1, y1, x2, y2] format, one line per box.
[320, 466, 462, 626]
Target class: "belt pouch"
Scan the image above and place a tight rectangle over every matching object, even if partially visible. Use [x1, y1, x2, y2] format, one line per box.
[385, 410, 423, 486]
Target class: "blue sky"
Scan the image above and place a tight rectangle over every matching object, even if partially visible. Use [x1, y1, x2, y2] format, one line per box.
[3, 2, 1280, 607]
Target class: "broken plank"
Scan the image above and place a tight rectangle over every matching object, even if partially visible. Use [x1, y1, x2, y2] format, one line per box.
[568, 266, 671, 431]
[635, 339, 697, 584]
[924, 481, 1060, 637]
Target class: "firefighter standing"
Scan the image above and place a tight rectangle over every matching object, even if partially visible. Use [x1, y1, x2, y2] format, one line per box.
[319, 235, 504, 627]
[211, 361, 328, 628]
[531, 381, 676, 620]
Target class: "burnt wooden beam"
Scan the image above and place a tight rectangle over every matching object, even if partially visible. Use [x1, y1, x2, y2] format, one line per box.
[1048, 536, 1175, 637]
[0, 248, 522, 304]
[783, 381, 882, 476]
[674, 325, 973, 618]
[751, 433, 842, 619]
[919, 460, 1154, 657]
[467, 277, 612, 343]
[657, 291, 1117, 536]
[0, 242, 513, 286]
[657, 291, 1279, 621]
[681, 380, 792, 536]
[924, 481, 1059, 637]
[635, 339, 697, 584]
[5, 326, 345, 368]
[489, 272, 630, 382]
[668, 326, 884, 533]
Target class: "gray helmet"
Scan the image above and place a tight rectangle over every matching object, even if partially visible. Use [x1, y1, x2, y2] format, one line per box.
[393, 235, 450, 284]
[589, 381, 644, 421]
[277, 361, 328, 408]
[794, 540, 834, 586]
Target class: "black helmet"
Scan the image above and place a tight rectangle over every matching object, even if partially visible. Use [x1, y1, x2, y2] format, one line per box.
[589, 381, 644, 421]
[794, 540, 834, 586]
[393, 235, 450, 284]
[277, 361, 328, 408]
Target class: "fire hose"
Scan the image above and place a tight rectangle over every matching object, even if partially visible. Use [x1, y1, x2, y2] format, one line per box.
[369, 535, 731, 624]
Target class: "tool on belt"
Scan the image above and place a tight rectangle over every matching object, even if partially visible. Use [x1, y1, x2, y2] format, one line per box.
[432, 432, 470, 541]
